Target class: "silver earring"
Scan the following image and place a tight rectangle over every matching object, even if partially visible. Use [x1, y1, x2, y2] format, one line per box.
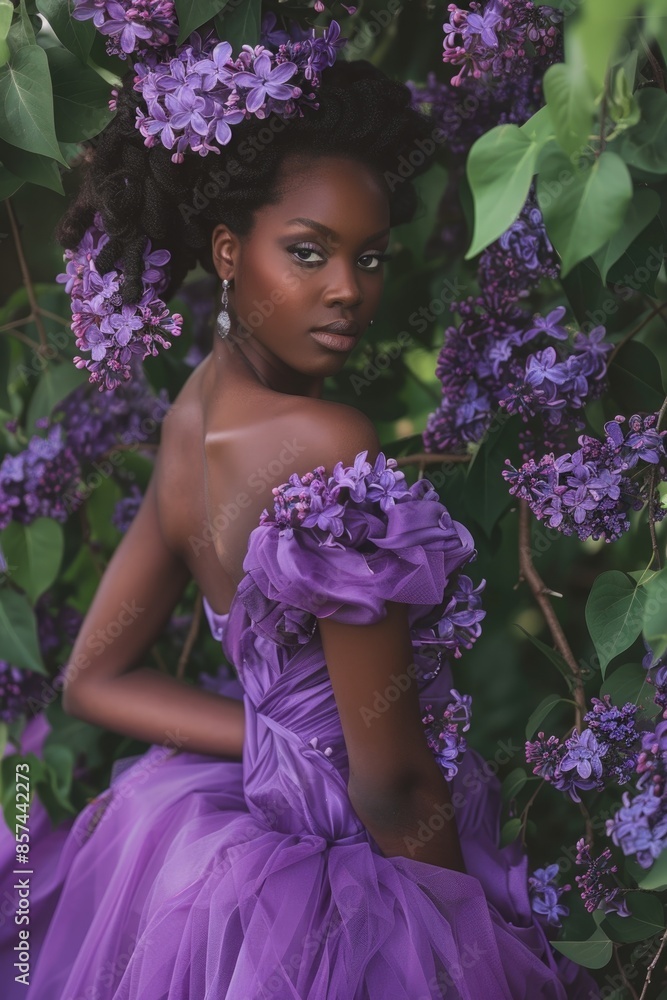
[216, 278, 231, 339]
[370, 319, 374, 326]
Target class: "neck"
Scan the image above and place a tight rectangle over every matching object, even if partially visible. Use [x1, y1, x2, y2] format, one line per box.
[209, 325, 324, 399]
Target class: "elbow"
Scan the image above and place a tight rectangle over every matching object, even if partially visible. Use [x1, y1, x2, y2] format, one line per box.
[348, 760, 446, 824]
[61, 680, 90, 719]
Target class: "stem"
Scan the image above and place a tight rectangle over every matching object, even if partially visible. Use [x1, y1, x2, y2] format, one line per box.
[5, 199, 48, 348]
[518, 501, 586, 731]
[520, 778, 546, 846]
[640, 32, 666, 92]
[596, 68, 611, 159]
[640, 927, 667, 1000]
[647, 395, 667, 571]
[176, 591, 203, 681]
[615, 944, 640, 1000]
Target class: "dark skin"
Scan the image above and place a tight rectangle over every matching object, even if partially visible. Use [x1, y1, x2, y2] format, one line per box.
[62, 152, 465, 874]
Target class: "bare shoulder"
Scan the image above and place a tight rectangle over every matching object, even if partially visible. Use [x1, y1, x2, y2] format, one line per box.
[289, 397, 383, 474]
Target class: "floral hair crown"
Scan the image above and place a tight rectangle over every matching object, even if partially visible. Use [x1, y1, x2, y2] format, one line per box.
[58, 4, 350, 391]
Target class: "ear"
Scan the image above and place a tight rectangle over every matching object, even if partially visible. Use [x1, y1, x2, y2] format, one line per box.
[211, 223, 239, 281]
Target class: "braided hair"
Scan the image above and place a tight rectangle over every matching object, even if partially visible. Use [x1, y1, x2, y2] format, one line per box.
[55, 58, 439, 305]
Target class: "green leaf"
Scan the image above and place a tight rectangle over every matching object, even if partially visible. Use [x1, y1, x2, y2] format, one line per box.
[602, 892, 665, 943]
[500, 817, 522, 846]
[175, 0, 230, 46]
[586, 571, 648, 678]
[515, 625, 575, 691]
[2, 752, 44, 836]
[608, 341, 666, 415]
[0, 161, 22, 197]
[605, 213, 664, 297]
[601, 663, 661, 718]
[465, 125, 541, 258]
[0, 519, 64, 604]
[462, 412, 516, 535]
[85, 476, 122, 547]
[46, 47, 115, 142]
[614, 88, 667, 175]
[644, 569, 667, 661]
[542, 56, 595, 157]
[7, 0, 35, 53]
[591, 188, 661, 284]
[525, 693, 568, 739]
[213, 0, 261, 52]
[501, 767, 528, 803]
[0, 45, 66, 163]
[639, 848, 667, 891]
[0, 589, 46, 674]
[0, 137, 64, 193]
[575, 0, 642, 92]
[35, 0, 95, 64]
[552, 925, 613, 970]
[26, 362, 87, 431]
[518, 104, 555, 145]
[537, 148, 633, 277]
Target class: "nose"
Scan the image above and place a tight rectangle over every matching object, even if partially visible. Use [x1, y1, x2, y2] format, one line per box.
[322, 257, 364, 310]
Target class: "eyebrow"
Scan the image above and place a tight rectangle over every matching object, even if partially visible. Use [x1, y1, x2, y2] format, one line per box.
[286, 217, 390, 243]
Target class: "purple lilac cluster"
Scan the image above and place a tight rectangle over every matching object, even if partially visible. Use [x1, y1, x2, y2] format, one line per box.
[423, 291, 611, 460]
[0, 374, 167, 530]
[133, 20, 346, 163]
[422, 689, 472, 779]
[503, 413, 667, 542]
[408, 2, 562, 158]
[604, 653, 667, 870]
[56, 211, 183, 392]
[574, 840, 629, 917]
[0, 425, 80, 530]
[261, 450, 486, 660]
[443, 0, 562, 87]
[525, 697, 641, 803]
[72, 0, 178, 59]
[112, 484, 144, 532]
[53, 370, 170, 464]
[36, 596, 84, 658]
[0, 663, 47, 724]
[528, 863, 570, 927]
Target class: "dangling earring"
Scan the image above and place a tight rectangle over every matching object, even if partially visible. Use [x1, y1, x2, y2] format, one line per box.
[370, 319, 374, 326]
[216, 278, 231, 339]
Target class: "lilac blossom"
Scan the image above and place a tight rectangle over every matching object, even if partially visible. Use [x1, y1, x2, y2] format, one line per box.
[133, 21, 346, 163]
[0, 425, 81, 530]
[503, 413, 667, 542]
[528, 864, 571, 927]
[260, 451, 486, 662]
[53, 369, 170, 464]
[112, 484, 144, 532]
[574, 840, 629, 917]
[442, 0, 562, 88]
[72, 0, 177, 59]
[422, 690, 472, 778]
[0, 663, 47, 724]
[56, 211, 183, 392]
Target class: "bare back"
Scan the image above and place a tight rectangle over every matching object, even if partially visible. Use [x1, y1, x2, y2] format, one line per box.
[152, 352, 371, 616]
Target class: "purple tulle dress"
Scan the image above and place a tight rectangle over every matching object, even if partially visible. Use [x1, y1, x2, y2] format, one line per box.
[13, 451, 598, 998]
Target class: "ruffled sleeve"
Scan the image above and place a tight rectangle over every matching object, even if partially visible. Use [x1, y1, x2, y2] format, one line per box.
[236, 450, 485, 656]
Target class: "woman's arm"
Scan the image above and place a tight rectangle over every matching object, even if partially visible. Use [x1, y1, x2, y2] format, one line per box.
[298, 406, 465, 872]
[320, 600, 466, 873]
[62, 470, 245, 760]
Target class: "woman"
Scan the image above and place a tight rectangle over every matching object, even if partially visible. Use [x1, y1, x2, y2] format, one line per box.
[22, 52, 596, 999]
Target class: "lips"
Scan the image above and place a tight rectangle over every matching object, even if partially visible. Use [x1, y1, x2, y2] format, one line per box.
[311, 320, 360, 338]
